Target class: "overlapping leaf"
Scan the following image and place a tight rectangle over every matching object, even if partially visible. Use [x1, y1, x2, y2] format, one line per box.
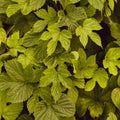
[40, 24, 72, 55]
[40, 64, 72, 101]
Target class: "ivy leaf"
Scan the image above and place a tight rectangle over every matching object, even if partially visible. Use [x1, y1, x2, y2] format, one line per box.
[40, 65, 72, 101]
[58, 5, 87, 31]
[106, 112, 117, 120]
[76, 18, 102, 47]
[111, 88, 120, 110]
[88, 0, 104, 11]
[17, 48, 37, 68]
[0, 28, 6, 46]
[74, 49, 97, 79]
[103, 48, 120, 75]
[85, 68, 109, 91]
[7, 31, 25, 56]
[40, 24, 72, 55]
[34, 95, 75, 120]
[34, 6, 57, 25]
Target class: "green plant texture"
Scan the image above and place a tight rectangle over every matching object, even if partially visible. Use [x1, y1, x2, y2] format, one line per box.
[0, 0, 120, 120]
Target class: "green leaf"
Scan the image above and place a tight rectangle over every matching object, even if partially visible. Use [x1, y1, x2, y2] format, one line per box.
[34, 41, 47, 62]
[58, 5, 87, 31]
[74, 54, 97, 79]
[59, 0, 80, 8]
[41, 24, 72, 55]
[110, 23, 120, 41]
[3, 103, 23, 120]
[0, 60, 36, 103]
[35, 6, 57, 25]
[76, 26, 88, 47]
[17, 48, 37, 68]
[108, 0, 115, 11]
[6, 4, 20, 17]
[107, 112, 117, 120]
[89, 32, 102, 47]
[76, 18, 102, 47]
[40, 65, 72, 101]
[23, 31, 41, 47]
[0, 91, 23, 120]
[0, 28, 6, 46]
[83, 18, 102, 32]
[103, 48, 120, 75]
[34, 95, 75, 120]
[18, 114, 33, 120]
[85, 5, 96, 17]
[59, 30, 72, 51]
[52, 94, 75, 117]
[88, 101, 103, 118]
[20, 0, 46, 15]
[76, 97, 92, 117]
[0, 0, 12, 14]
[88, 0, 104, 11]
[7, 83, 33, 103]
[111, 88, 120, 110]
[85, 79, 96, 91]
[32, 20, 47, 33]
[67, 87, 78, 103]
[27, 94, 39, 114]
[85, 68, 108, 91]
[39, 87, 53, 104]
[47, 40, 57, 56]
[7, 31, 19, 47]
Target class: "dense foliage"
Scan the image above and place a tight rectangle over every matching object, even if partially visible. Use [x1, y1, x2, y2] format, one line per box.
[0, 0, 120, 120]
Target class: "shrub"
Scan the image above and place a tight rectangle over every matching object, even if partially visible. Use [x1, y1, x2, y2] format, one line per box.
[0, 0, 120, 120]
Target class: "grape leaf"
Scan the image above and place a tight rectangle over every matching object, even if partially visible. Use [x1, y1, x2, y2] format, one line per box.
[103, 48, 120, 75]
[85, 68, 108, 91]
[76, 18, 102, 47]
[40, 24, 72, 55]
[40, 64, 72, 101]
